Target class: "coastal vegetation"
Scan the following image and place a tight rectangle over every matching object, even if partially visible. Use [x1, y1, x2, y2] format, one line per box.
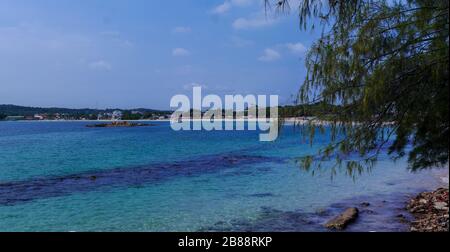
[267, 0, 449, 171]
[0, 104, 331, 121]
[0, 104, 171, 121]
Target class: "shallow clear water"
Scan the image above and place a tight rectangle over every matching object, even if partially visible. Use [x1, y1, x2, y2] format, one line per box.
[0, 121, 444, 231]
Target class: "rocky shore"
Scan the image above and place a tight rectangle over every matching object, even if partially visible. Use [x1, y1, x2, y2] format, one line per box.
[407, 188, 449, 232]
[321, 186, 449, 232]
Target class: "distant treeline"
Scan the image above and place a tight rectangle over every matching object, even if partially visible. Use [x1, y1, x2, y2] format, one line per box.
[278, 103, 337, 118]
[0, 103, 338, 120]
[0, 104, 171, 119]
[186, 103, 337, 118]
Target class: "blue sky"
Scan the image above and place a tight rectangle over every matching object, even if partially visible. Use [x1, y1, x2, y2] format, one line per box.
[0, 0, 322, 109]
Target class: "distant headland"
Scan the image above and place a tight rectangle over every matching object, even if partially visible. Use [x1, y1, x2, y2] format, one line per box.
[0, 104, 336, 122]
[0, 104, 172, 121]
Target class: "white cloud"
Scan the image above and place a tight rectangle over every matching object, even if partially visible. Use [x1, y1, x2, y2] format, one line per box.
[231, 0, 255, 7]
[285, 42, 307, 55]
[258, 48, 281, 62]
[210, 0, 255, 15]
[89, 60, 112, 71]
[172, 26, 191, 34]
[232, 15, 277, 30]
[172, 48, 191, 57]
[231, 1, 298, 30]
[211, 2, 232, 14]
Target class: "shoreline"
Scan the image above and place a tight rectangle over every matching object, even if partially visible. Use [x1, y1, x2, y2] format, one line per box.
[407, 187, 449, 232]
[406, 169, 449, 232]
[321, 167, 449, 232]
[0, 117, 393, 126]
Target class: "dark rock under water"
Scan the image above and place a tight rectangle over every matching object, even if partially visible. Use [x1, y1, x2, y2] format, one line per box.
[199, 191, 422, 232]
[0, 153, 282, 206]
[324, 207, 359, 230]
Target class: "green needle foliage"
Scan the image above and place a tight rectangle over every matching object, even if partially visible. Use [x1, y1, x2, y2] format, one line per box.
[267, 0, 449, 172]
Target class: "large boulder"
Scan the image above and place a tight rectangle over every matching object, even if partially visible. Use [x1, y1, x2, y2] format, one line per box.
[325, 207, 359, 230]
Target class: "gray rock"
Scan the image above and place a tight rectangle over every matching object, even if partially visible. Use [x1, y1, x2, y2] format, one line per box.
[419, 199, 428, 204]
[434, 202, 448, 211]
[325, 207, 359, 230]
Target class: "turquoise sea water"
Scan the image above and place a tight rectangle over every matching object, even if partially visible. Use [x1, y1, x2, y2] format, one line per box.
[0, 121, 444, 231]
